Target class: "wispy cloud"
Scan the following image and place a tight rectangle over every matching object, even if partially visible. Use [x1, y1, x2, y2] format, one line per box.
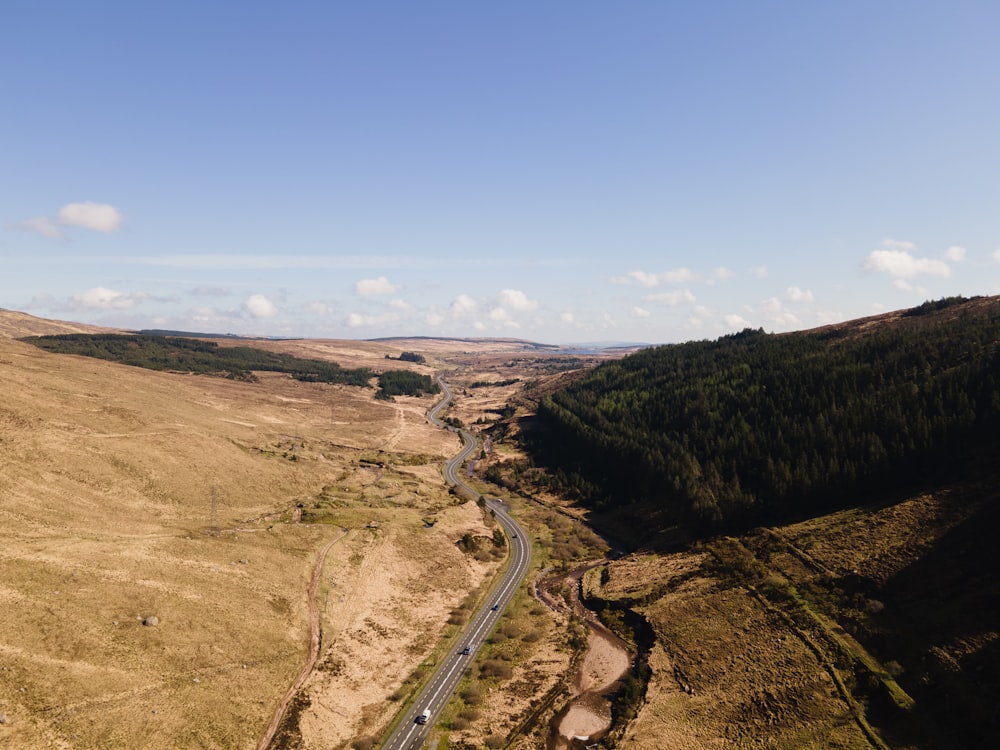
[644, 289, 696, 306]
[944, 245, 966, 261]
[305, 301, 336, 316]
[190, 286, 231, 298]
[7, 202, 123, 239]
[757, 297, 801, 327]
[346, 311, 401, 328]
[612, 267, 696, 287]
[7, 216, 64, 239]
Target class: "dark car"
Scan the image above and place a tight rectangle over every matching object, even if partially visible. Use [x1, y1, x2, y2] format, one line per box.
[490, 603, 500, 611]
[459, 646, 471, 655]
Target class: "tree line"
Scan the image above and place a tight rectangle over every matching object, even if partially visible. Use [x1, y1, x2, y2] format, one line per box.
[21, 334, 438, 399]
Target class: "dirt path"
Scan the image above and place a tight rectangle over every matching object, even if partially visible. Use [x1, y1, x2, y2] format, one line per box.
[256, 528, 348, 750]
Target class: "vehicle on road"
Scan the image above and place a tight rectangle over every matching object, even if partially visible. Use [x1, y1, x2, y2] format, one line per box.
[491, 603, 500, 611]
[416, 708, 430, 725]
[460, 646, 471, 655]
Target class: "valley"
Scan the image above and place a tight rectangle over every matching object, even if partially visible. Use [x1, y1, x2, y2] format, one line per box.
[2, 302, 998, 749]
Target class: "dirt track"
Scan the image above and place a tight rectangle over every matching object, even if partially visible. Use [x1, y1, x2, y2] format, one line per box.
[257, 528, 348, 750]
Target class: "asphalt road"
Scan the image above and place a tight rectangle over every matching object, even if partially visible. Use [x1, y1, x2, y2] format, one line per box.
[381, 378, 532, 750]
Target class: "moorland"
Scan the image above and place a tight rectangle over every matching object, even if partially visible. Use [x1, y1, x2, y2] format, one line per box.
[1, 298, 998, 750]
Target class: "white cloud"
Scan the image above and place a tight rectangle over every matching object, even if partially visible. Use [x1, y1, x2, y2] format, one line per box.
[389, 299, 413, 311]
[724, 314, 751, 329]
[424, 312, 446, 326]
[630, 306, 650, 318]
[69, 286, 144, 310]
[244, 294, 279, 318]
[661, 268, 696, 284]
[993, 248, 1000, 263]
[750, 265, 769, 279]
[623, 270, 661, 288]
[451, 294, 478, 315]
[346, 311, 401, 328]
[786, 286, 814, 302]
[560, 311, 575, 324]
[7, 216, 64, 239]
[944, 245, 966, 261]
[355, 276, 400, 296]
[880, 238, 916, 251]
[756, 297, 800, 327]
[863, 239, 951, 278]
[760, 297, 783, 313]
[712, 267, 735, 280]
[612, 268, 695, 287]
[497, 288, 538, 312]
[57, 202, 122, 232]
[644, 289, 696, 306]
[488, 307, 511, 322]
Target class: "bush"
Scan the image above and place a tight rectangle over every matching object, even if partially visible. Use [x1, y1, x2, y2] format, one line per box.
[479, 659, 513, 680]
[460, 686, 483, 705]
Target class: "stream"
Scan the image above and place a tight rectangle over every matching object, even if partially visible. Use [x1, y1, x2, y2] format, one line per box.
[537, 563, 632, 749]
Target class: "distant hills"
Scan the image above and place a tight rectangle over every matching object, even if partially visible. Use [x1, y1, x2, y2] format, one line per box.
[0, 308, 123, 338]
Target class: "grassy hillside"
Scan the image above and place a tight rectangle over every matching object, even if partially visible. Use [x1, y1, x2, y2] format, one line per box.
[478, 296, 1000, 748]
[0, 334, 489, 749]
[580, 472, 1000, 749]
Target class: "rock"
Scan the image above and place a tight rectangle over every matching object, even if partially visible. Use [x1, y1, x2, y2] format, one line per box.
[142, 616, 159, 627]
[0, 712, 7, 724]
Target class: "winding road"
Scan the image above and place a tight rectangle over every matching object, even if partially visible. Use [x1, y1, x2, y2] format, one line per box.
[381, 377, 532, 750]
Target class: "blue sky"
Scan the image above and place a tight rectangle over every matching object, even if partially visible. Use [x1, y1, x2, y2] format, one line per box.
[3, 1, 999, 344]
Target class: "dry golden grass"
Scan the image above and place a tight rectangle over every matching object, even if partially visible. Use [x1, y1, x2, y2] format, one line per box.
[0, 328, 522, 749]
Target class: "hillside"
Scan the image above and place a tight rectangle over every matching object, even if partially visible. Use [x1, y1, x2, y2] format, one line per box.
[0, 330, 498, 749]
[477, 295, 1000, 748]
[523, 295, 1000, 538]
[0, 308, 123, 337]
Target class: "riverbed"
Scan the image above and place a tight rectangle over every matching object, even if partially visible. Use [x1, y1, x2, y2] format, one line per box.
[538, 565, 633, 749]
